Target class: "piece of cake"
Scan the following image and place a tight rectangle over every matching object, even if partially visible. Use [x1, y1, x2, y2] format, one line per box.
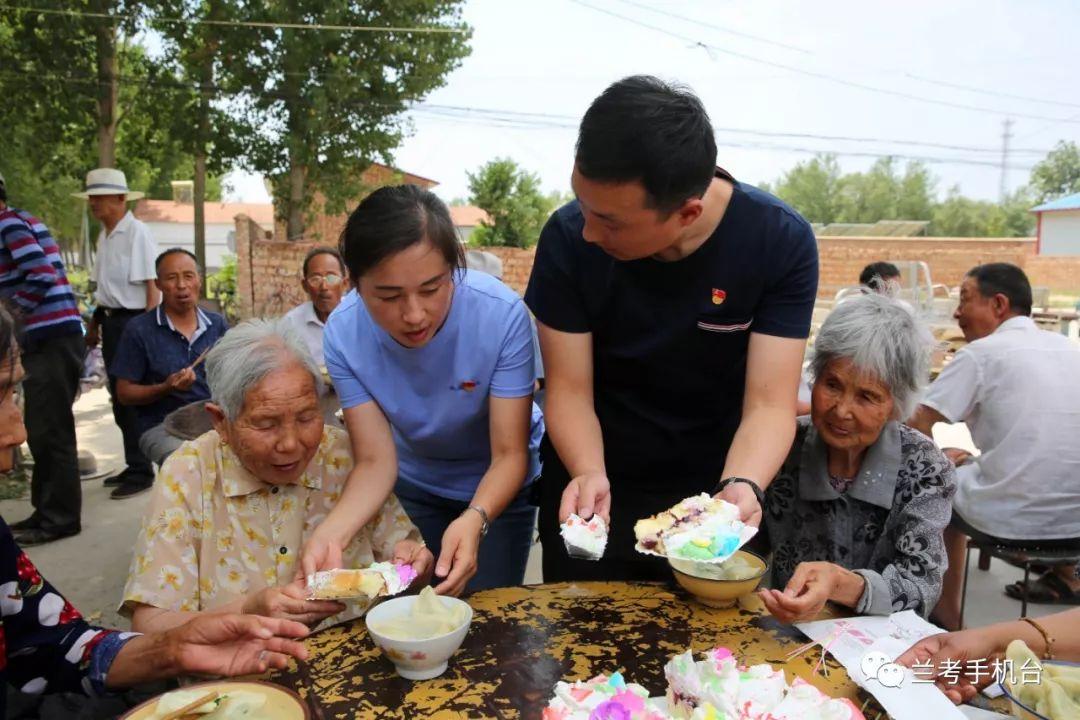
[306, 562, 417, 600]
[542, 672, 666, 720]
[561, 514, 609, 560]
[634, 494, 750, 563]
[665, 647, 786, 719]
[766, 678, 866, 720]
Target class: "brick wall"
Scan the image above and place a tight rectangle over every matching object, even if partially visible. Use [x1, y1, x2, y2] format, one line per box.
[234, 214, 313, 318]
[273, 165, 438, 246]
[233, 218, 1080, 321]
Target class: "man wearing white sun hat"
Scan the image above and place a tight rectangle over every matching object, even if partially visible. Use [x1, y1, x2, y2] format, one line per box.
[73, 168, 159, 499]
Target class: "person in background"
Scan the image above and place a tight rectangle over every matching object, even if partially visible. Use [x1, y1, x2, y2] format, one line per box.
[909, 263, 1080, 629]
[757, 293, 954, 623]
[122, 318, 431, 633]
[111, 249, 227, 479]
[526, 76, 817, 581]
[284, 247, 348, 367]
[897, 608, 1080, 704]
[858, 261, 901, 290]
[0, 171, 86, 545]
[301, 185, 543, 596]
[75, 168, 159, 498]
[0, 300, 310, 717]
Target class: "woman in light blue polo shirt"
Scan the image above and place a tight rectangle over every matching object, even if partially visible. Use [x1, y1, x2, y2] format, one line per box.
[300, 185, 543, 595]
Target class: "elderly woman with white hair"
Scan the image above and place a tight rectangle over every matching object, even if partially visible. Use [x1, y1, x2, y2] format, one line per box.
[121, 318, 432, 633]
[757, 292, 956, 623]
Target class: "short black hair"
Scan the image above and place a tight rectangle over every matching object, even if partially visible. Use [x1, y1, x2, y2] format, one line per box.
[967, 263, 1032, 316]
[339, 184, 465, 286]
[0, 177, 7, 204]
[155, 247, 200, 274]
[302, 246, 346, 277]
[575, 75, 717, 214]
[859, 261, 901, 287]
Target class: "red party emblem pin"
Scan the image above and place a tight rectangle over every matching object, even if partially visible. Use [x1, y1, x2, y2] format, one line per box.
[459, 380, 478, 392]
[711, 288, 726, 305]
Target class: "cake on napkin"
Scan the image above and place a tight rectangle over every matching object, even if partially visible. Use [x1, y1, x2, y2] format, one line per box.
[634, 493, 756, 563]
[306, 561, 417, 600]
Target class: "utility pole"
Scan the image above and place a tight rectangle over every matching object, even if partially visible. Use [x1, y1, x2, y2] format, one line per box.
[999, 118, 1014, 202]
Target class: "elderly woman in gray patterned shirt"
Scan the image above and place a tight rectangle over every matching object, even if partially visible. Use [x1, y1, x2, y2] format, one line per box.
[758, 292, 955, 623]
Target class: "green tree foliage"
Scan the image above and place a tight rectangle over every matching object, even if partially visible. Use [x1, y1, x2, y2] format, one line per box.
[1029, 141, 1080, 203]
[929, 187, 1034, 237]
[227, 1, 471, 241]
[771, 155, 842, 224]
[467, 158, 552, 248]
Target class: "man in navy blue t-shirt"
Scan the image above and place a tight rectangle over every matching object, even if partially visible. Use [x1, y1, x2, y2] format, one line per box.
[525, 75, 819, 581]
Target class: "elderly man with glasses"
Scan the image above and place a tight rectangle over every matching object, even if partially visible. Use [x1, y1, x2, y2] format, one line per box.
[284, 247, 348, 367]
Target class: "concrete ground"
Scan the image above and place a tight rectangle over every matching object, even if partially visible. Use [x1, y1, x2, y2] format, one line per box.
[3, 387, 1068, 640]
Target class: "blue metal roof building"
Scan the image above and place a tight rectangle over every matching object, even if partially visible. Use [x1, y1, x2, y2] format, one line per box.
[1031, 192, 1080, 255]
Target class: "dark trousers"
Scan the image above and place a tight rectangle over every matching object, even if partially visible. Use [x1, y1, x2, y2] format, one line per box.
[536, 436, 716, 583]
[101, 311, 153, 479]
[21, 333, 85, 531]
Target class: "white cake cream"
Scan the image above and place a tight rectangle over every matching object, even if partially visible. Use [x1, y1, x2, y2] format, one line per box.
[544, 647, 866, 720]
[306, 561, 418, 600]
[634, 494, 754, 564]
[542, 672, 667, 720]
[561, 513, 609, 560]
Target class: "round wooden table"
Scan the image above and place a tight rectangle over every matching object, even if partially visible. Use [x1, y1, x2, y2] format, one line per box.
[268, 581, 880, 719]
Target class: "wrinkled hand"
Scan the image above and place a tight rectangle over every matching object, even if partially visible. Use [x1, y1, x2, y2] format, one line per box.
[165, 367, 197, 393]
[166, 614, 310, 678]
[558, 473, 611, 524]
[943, 447, 973, 467]
[895, 629, 1005, 704]
[433, 514, 482, 596]
[393, 538, 435, 588]
[758, 561, 837, 624]
[241, 579, 344, 627]
[717, 480, 763, 528]
[298, 526, 346, 581]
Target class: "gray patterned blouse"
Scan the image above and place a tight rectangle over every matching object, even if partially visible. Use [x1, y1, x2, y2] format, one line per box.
[760, 417, 956, 617]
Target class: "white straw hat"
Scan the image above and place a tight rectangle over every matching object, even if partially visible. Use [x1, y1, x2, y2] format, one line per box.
[72, 168, 144, 200]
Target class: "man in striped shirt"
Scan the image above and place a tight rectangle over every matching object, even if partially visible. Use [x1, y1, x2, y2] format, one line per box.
[0, 172, 85, 546]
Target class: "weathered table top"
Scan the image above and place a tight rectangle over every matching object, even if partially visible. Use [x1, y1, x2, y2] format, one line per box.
[267, 581, 884, 719]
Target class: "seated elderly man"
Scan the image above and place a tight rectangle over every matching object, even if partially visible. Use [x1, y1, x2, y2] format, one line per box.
[757, 292, 956, 623]
[284, 247, 347, 367]
[112, 249, 227, 491]
[121, 317, 433, 633]
[910, 263, 1080, 629]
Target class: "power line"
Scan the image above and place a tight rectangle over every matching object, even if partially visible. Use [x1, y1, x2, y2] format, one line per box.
[0, 4, 468, 34]
[999, 118, 1014, 201]
[569, 0, 1080, 126]
[612, 0, 812, 55]
[904, 73, 1080, 110]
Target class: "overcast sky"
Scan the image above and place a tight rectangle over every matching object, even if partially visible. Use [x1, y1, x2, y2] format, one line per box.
[226, 0, 1080, 206]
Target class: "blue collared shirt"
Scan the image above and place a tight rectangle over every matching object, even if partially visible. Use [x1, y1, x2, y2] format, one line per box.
[111, 305, 228, 436]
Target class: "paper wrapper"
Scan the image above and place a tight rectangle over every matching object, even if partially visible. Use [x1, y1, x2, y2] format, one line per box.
[560, 514, 608, 560]
[306, 562, 417, 601]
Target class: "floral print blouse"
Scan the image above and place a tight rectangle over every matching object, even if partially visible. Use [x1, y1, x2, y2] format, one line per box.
[761, 418, 956, 616]
[1, 518, 136, 715]
[122, 426, 420, 625]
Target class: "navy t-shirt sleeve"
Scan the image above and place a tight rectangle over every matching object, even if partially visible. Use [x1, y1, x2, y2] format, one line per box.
[524, 209, 591, 334]
[751, 216, 818, 339]
[110, 319, 149, 382]
[490, 299, 537, 399]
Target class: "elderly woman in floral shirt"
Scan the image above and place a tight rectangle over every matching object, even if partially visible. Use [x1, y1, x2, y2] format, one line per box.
[0, 303, 308, 716]
[758, 292, 956, 623]
[122, 318, 432, 633]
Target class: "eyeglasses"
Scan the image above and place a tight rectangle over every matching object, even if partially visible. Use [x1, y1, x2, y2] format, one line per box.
[305, 273, 343, 288]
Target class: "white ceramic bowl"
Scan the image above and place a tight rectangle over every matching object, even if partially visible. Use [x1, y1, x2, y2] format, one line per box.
[364, 594, 473, 680]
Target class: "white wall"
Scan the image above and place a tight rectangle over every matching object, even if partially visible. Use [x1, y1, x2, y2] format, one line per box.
[1040, 210, 1080, 256]
[143, 222, 234, 271]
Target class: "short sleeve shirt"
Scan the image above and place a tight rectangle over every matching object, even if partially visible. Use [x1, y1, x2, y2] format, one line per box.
[525, 170, 818, 486]
[284, 301, 326, 367]
[92, 211, 157, 309]
[121, 426, 421, 625]
[324, 270, 544, 501]
[921, 316, 1080, 539]
[110, 306, 228, 437]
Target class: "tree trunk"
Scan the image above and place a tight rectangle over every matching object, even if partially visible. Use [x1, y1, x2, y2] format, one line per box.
[92, 3, 119, 167]
[286, 162, 307, 242]
[194, 152, 208, 294]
